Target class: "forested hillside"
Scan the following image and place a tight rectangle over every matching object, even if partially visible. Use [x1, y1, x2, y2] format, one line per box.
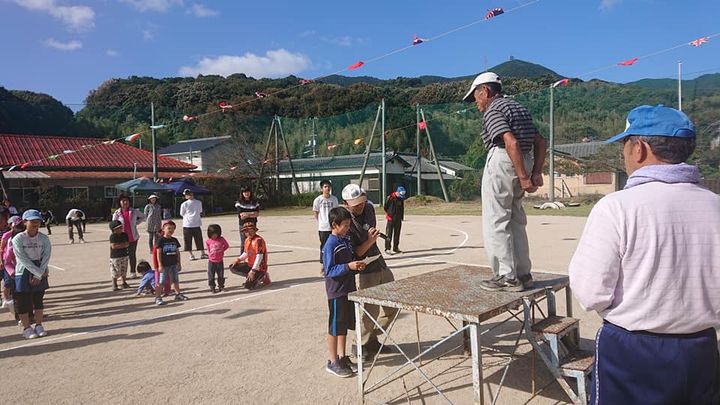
[2, 59, 719, 176]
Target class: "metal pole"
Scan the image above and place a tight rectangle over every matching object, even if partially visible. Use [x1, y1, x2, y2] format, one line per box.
[420, 109, 449, 202]
[549, 86, 555, 202]
[151, 102, 158, 181]
[256, 118, 276, 195]
[381, 99, 386, 202]
[311, 117, 317, 158]
[678, 61, 683, 111]
[416, 104, 421, 196]
[359, 104, 382, 186]
[274, 116, 279, 191]
[277, 116, 300, 195]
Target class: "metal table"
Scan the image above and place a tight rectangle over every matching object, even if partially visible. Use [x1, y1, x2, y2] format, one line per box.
[349, 265, 570, 404]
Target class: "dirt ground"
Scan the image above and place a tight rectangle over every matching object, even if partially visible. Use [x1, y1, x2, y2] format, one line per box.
[0, 211, 600, 404]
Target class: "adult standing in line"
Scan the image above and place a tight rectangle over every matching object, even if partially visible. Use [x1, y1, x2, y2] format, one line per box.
[112, 195, 145, 278]
[341, 184, 397, 361]
[2, 199, 18, 216]
[180, 189, 207, 260]
[312, 179, 338, 270]
[234, 186, 260, 254]
[65, 208, 86, 244]
[143, 194, 162, 253]
[569, 105, 720, 404]
[463, 72, 546, 292]
[383, 185, 406, 255]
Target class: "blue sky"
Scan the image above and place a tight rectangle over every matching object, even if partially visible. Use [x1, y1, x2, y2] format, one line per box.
[1, 0, 719, 107]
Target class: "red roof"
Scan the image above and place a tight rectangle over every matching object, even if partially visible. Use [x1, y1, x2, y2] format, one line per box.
[0, 133, 195, 171]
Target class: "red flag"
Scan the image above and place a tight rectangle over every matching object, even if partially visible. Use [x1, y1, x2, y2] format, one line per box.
[218, 101, 233, 111]
[485, 7, 504, 20]
[255, 91, 268, 98]
[689, 37, 709, 47]
[618, 57, 639, 66]
[20, 162, 31, 169]
[125, 133, 141, 142]
[552, 78, 570, 88]
[348, 61, 364, 70]
[183, 114, 196, 122]
[299, 79, 312, 85]
[418, 121, 427, 130]
[327, 144, 337, 151]
[412, 34, 426, 46]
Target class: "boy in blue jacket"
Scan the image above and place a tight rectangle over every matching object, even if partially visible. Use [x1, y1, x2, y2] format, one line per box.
[323, 207, 366, 378]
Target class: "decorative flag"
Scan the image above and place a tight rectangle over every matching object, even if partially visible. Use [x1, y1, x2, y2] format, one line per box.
[689, 37, 709, 47]
[125, 133, 141, 142]
[229, 166, 237, 171]
[299, 79, 312, 85]
[217, 168, 225, 173]
[48, 154, 59, 160]
[102, 140, 114, 145]
[183, 115, 196, 122]
[255, 91, 269, 98]
[63, 150, 75, 154]
[348, 61, 365, 70]
[218, 101, 233, 111]
[20, 162, 31, 169]
[327, 144, 337, 151]
[7, 165, 18, 172]
[418, 121, 427, 130]
[262, 159, 271, 164]
[618, 57, 639, 66]
[150, 124, 166, 129]
[552, 78, 570, 88]
[485, 7, 504, 20]
[353, 138, 363, 145]
[412, 34, 427, 46]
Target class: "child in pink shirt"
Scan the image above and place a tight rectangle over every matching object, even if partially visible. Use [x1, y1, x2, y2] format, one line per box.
[1, 216, 23, 317]
[205, 224, 229, 293]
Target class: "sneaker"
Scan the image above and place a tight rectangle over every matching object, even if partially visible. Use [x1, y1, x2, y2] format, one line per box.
[200, 253, 209, 260]
[121, 282, 131, 289]
[132, 273, 138, 279]
[155, 297, 166, 306]
[112, 285, 121, 291]
[217, 287, 224, 293]
[22, 327, 38, 339]
[174, 293, 188, 301]
[1, 299, 7, 309]
[69, 239, 74, 244]
[325, 359, 353, 378]
[392, 249, 402, 254]
[135, 292, 142, 297]
[479, 275, 524, 292]
[384, 249, 395, 255]
[519, 274, 534, 290]
[5, 300, 14, 314]
[190, 255, 198, 261]
[210, 287, 217, 294]
[34, 324, 47, 337]
[339, 356, 358, 373]
[79, 239, 86, 244]
[262, 273, 271, 286]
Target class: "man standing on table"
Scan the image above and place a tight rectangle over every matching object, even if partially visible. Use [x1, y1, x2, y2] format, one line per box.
[569, 105, 720, 404]
[464, 72, 546, 292]
[341, 184, 397, 361]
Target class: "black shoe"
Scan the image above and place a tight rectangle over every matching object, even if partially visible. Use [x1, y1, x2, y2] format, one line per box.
[339, 355, 357, 373]
[121, 282, 131, 289]
[479, 275, 524, 292]
[518, 274, 534, 290]
[210, 287, 217, 294]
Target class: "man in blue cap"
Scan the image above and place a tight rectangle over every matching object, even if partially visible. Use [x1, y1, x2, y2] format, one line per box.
[569, 105, 720, 404]
[383, 185, 406, 255]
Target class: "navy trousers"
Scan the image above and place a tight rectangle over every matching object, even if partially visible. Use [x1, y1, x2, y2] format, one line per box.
[591, 321, 720, 405]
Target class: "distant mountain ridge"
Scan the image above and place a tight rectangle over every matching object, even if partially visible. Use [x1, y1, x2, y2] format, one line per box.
[628, 73, 720, 92]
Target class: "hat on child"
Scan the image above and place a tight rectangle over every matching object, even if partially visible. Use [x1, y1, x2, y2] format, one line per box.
[182, 189, 194, 195]
[8, 216, 22, 226]
[241, 221, 258, 232]
[22, 209, 42, 221]
[605, 105, 696, 144]
[147, 194, 159, 200]
[109, 220, 123, 230]
[396, 186, 407, 199]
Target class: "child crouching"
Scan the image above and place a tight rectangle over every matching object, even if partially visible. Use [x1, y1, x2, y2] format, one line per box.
[229, 221, 269, 290]
[323, 207, 366, 377]
[135, 260, 156, 296]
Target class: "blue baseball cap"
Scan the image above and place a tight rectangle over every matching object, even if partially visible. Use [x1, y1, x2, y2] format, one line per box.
[396, 186, 407, 198]
[22, 209, 43, 221]
[605, 105, 695, 144]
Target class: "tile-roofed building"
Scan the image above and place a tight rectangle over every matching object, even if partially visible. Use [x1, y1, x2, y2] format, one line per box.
[554, 141, 605, 159]
[0, 133, 196, 218]
[158, 135, 232, 172]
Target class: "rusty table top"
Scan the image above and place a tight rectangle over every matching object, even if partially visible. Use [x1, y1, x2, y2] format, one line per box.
[349, 265, 569, 323]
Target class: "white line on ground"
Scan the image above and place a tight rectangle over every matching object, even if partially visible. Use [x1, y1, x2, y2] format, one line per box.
[49, 264, 65, 271]
[0, 283, 304, 354]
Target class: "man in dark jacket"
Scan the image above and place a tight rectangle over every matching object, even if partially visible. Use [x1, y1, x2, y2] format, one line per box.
[383, 186, 406, 255]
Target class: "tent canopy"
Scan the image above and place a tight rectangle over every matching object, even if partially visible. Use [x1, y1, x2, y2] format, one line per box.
[115, 177, 173, 194]
[165, 179, 210, 196]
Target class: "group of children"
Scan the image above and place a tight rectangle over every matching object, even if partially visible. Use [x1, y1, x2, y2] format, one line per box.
[107, 218, 269, 306]
[0, 210, 52, 340]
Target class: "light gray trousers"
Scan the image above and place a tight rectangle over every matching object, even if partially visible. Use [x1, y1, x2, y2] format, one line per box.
[481, 147, 532, 280]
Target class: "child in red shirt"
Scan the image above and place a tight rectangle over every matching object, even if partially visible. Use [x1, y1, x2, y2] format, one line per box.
[230, 221, 269, 289]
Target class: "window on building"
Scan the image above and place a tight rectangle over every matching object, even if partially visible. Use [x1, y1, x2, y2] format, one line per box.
[104, 186, 119, 199]
[584, 172, 612, 184]
[64, 187, 89, 200]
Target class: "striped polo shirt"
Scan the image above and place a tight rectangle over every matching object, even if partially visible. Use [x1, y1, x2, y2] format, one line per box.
[482, 96, 538, 153]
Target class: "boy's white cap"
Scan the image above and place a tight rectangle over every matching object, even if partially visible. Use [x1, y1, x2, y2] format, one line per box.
[463, 72, 502, 102]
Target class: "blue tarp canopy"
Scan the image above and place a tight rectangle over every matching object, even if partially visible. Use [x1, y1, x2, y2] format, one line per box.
[165, 179, 210, 196]
[115, 177, 173, 194]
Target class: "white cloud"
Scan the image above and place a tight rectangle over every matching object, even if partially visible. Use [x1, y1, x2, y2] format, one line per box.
[186, 3, 218, 17]
[106, 49, 119, 57]
[13, 0, 95, 31]
[120, 0, 183, 12]
[142, 24, 159, 40]
[44, 38, 82, 51]
[301, 31, 364, 47]
[599, 0, 622, 11]
[179, 49, 312, 78]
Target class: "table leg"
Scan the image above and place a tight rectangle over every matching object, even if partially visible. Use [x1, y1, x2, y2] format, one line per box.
[565, 285, 573, 317]
[355, 302, 364, 404]
[470, 322, 484, 405]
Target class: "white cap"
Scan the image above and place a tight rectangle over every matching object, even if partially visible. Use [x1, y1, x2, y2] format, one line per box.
[462, 72, 502, 102]
[148, 194, 159, 200]
[341, 184, 367, 206]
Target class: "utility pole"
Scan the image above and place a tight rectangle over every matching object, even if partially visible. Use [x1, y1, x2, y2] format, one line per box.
[420, 108, 449, 202]
[678, 61, 683, 111]
[151, 102, 158, 181]
[549, 85, 555, 202]
[416, 104, 421, 196]
[381, 99, 386, 203]
[311, 117, 317, 158]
